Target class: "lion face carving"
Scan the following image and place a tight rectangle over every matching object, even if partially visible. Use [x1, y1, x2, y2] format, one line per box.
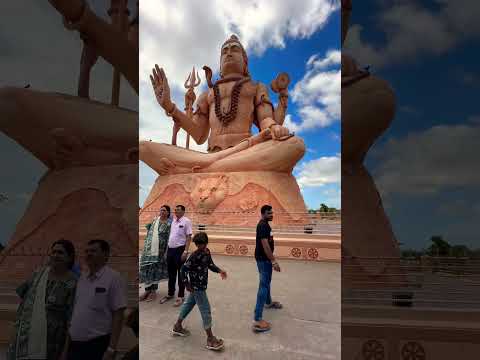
[191, 175, 229, 213]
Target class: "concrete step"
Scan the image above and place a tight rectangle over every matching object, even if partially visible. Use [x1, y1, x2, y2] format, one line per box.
[139, 231, 341, 261]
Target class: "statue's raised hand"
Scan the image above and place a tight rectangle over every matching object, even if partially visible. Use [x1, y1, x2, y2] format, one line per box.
[150, 64, 173, 111]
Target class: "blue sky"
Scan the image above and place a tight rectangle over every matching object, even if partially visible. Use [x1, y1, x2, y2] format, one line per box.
[139, 0, 341, 211]
[344, 0, 480, 250]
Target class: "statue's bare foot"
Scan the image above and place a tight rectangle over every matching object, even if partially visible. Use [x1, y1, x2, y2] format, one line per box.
[51, 128, 133, 169]
[50, 128, 85, 169]
[248, 128, 271, 147]
[276, 133, 295, 142]
[158, 158, 176, 175]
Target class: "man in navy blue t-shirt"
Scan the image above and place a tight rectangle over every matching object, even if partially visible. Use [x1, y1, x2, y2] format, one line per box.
[252, 205, 283, 332]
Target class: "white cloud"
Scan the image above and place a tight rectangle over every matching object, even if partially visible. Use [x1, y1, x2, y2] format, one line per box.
[139, 0, 339, 144]
[296, 154, 340, 187]
[140, 0, 339, 92]
[372, 123, 480, 197]
[306, 50, 341, 69]
[217, 0, 340, 55]
[343, 1, 480, 68]
[284, 49, 340, 133]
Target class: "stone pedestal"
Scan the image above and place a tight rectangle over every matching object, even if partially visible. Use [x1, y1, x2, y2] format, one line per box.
[0, 165, 139, 352]
[0, 164, 138, 285]
[140, 171, 308, 227]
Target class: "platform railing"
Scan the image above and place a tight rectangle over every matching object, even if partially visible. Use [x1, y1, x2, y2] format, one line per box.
[138, 210, 341, 237]
[139, 223, 341, 236]
[342, 256, 480, 309]
[139, 209, 341, 223]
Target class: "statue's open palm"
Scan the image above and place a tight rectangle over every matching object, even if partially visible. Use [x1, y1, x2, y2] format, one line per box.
[150, 64, 172, 110]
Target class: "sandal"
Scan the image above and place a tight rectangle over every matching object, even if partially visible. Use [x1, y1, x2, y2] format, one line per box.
[173, 297, 184, 307]
[172, 326, 191, 337]
[139, 291, 150, 302]
[145, 292, 157, 302]
[159, 295, 173, 304]
[206, 337, 224, 351]
[252, 320, 271, 333]
[265, 301, 283, 309]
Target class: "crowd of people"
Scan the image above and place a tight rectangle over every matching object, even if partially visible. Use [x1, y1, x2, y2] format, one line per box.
[139, 204, 283, 351]
[5, 204, 282, 358]
[7, 239, 137, 360]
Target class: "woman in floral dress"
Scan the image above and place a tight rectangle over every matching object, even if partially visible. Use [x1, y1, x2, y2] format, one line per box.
[139, 205, 171, 302]
[7, 239, 77, 360]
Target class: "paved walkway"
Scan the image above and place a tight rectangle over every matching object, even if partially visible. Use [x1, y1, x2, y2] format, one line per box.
[140, 256, 340, 360]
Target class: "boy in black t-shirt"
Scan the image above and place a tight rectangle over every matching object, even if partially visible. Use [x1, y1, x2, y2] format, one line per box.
[253, 205, 283, 333]
[172, 232, 227, 351]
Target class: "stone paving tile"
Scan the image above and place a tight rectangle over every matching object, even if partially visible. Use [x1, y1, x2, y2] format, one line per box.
[140, 255, 340, 360]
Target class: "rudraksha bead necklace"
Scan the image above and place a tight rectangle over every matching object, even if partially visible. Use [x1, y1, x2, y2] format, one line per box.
[213, 77, 250, 126]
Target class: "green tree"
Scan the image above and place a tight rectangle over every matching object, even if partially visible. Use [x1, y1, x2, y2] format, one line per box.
[450, 245, 470, 258]
[427, 236, 451, 256]
[319, 203, 329, 212]
[471, 248, 480, 259]
[401, 248, 422, 258]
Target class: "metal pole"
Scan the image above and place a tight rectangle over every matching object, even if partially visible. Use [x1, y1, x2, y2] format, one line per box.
[108, 0, 129, 106]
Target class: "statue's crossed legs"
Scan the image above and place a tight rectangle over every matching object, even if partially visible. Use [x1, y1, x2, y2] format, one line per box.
[139, 132, 305, 175]
[0, 87, 137, 169]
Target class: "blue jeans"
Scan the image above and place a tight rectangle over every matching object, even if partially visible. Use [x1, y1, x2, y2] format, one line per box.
[178, 290, 212, 329]
[254, 260, 272, 321]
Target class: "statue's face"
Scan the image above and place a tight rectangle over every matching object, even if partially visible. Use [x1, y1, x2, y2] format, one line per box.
[220, 42, 245, 76]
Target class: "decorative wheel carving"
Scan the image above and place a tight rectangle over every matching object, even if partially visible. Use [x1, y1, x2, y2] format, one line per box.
[225, 244, 235, 254]
[239, 245, 248, 255]
[362, 339, 385, 360]
[308, 248, 319, 259]
[291, 247, 302, 258]
[401, 342, 425, 360]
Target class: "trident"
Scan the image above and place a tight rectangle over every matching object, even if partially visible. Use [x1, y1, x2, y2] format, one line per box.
[183, 66, 201, 149]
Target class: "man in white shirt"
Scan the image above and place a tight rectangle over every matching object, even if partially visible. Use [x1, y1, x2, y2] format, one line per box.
[159, 205, 192, 307]
[65, 239, 126, 360]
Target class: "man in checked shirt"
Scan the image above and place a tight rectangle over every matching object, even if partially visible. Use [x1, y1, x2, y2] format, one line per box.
[171, 232, 227, 351]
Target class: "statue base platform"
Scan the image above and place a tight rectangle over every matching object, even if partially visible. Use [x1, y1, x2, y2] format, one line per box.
[139, 171, 340, 262]
[0, 165, 139, 285]
[140, 171, 308, 227]
[139, 229, 340, 262]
